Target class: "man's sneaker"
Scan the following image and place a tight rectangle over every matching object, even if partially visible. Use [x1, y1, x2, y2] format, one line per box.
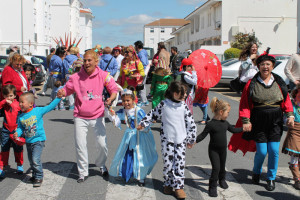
[99, 166, 108, 177]
[33, 179, 43, 187]
[77, 175, 88, 183]
[41, 92, 45, 96]
[17, 165, 24, 175]
[0, 168, 5, 179]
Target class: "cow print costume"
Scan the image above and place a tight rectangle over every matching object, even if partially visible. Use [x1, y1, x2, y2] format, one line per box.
[140, 99, 196, 189]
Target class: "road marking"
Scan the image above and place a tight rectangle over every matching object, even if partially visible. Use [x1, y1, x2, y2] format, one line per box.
[186, 165, 252, 200]
[105, 174, 156, 200]
[263, 167, 300, 196]
[7, 162, 73, 200]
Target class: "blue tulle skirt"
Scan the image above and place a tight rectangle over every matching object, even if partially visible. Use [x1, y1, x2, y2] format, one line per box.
[109, 128, 158, 182]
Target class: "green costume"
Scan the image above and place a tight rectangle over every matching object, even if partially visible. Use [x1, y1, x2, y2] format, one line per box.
[151, 73, 172, 108]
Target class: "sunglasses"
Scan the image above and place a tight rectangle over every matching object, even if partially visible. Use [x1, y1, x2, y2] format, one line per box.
[124, 51, 129, 54]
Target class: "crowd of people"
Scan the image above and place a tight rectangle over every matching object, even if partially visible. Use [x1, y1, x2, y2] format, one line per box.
[0, 40, 299, 200]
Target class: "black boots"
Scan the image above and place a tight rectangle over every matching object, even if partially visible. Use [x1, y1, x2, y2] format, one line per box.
[252, 174, 260, 185]
[209, 179, 218, 197]
[266, 180, 275, 191]
[219, 179, 229, 189]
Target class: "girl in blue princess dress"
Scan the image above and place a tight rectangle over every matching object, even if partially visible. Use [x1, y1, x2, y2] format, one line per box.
[107, 87, 158, 187]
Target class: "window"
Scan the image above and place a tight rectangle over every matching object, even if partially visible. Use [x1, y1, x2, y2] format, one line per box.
[161, 28, 165, 33]
[150, 28, 154, 33]
[208, 12, 211, 27]
[201, 16, 204, 29]
[195, 16, 200, 32]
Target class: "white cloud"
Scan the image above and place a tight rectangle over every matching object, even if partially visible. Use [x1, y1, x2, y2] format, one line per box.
[122, 25, 144, 35]
[177, 0, 206, 5]
[93, 20, 103, 28]
[108, 14, 155, 26]
[85, 0, 106, 7]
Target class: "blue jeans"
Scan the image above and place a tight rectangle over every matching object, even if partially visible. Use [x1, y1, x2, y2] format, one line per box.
[193, 103, 209, 121]
[253, 142, 280, 180]
[26, 141, 45, 179]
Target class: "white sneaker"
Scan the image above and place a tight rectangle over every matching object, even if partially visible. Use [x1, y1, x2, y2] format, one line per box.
[41, 92, 45, 96]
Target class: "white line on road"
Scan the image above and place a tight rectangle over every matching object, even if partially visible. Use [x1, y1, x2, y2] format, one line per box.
[6, 162, 73, 200]
[105, 174, 156, 200]
[186, 165, 253, 200]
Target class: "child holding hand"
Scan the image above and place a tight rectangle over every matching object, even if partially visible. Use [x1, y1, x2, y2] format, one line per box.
[0, 85, 24, 178]
[138, 81, 196, 199]
[195, 97, 243, 197]
[107, 88, 158, 187]
[14, 92, 61, 187]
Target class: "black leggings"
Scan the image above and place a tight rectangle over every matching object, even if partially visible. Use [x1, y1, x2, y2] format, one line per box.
[208, 146, 227, 181]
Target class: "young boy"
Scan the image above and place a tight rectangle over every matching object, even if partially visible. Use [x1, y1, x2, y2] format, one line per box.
[51, 80, 65, 110]
[0, 85, 24, 178]
[14, 92, 61, 187]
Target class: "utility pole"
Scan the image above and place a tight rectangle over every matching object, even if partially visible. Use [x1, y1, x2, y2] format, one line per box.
[298, 0, 300, 52]
[21, 0, 24, 54]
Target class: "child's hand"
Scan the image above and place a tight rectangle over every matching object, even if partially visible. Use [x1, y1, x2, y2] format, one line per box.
[287, 117, 295, 128]
[109, 108, 115, 116]
[243, 123, 252, 132]
[57, 89, 66, 98]
[13, 132, 18, 140]
[137, 125, 144, 131]
[187, 143, 194, 149]
[6, 99, 12, 105]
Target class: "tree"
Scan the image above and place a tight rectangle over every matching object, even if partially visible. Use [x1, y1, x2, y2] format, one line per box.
[231, 32, 262, 50]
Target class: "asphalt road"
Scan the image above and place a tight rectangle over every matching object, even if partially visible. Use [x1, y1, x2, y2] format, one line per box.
[0, 84, 299, 200]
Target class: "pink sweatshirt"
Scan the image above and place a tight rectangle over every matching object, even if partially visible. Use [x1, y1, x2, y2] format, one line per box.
[63, 66, 119, 119]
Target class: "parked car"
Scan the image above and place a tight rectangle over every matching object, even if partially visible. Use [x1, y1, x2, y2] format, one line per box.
[23, 55, 46, 85]
[33, 55, 48, 70]
[219, 55, 291, 86]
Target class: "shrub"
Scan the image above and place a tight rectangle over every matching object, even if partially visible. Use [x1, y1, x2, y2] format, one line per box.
[224, 48, 241, 60]
[231, 32, 262, 50]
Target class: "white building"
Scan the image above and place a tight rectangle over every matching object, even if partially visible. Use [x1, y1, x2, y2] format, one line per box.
[50, 0, 94, 54]
[0, 0, 93, 56]
[298, 0, 300, 52]
[144, 19, 190, 53]
[78, 9, 94, 53]
[168, 0, 297, 59]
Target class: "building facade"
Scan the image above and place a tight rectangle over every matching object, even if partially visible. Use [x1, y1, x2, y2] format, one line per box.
[0, 0, 93, 56]
[144, 19, 190, 53]
[167, 0, 297, 59]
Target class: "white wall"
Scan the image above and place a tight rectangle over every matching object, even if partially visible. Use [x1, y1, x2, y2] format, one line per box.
[79, 11, 93, 54]
[144, 26, 179, 53]
[222, 0, 297, 54]
[0, 0, 34, 55]
[188, 1, 222, 44]
[173, 27, 191, 53]
[50, 0, 71, 48]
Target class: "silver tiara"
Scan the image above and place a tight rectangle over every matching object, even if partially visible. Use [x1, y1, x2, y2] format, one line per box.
[121, 89, 133, 96]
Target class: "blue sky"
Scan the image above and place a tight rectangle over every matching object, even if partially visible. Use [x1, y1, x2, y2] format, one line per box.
[81, 0, 206, 48]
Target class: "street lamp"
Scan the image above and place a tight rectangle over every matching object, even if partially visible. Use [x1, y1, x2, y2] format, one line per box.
[21, 0, 24, 54]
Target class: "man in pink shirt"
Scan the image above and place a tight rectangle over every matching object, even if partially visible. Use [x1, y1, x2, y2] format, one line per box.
[58, 50, 118, 183]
